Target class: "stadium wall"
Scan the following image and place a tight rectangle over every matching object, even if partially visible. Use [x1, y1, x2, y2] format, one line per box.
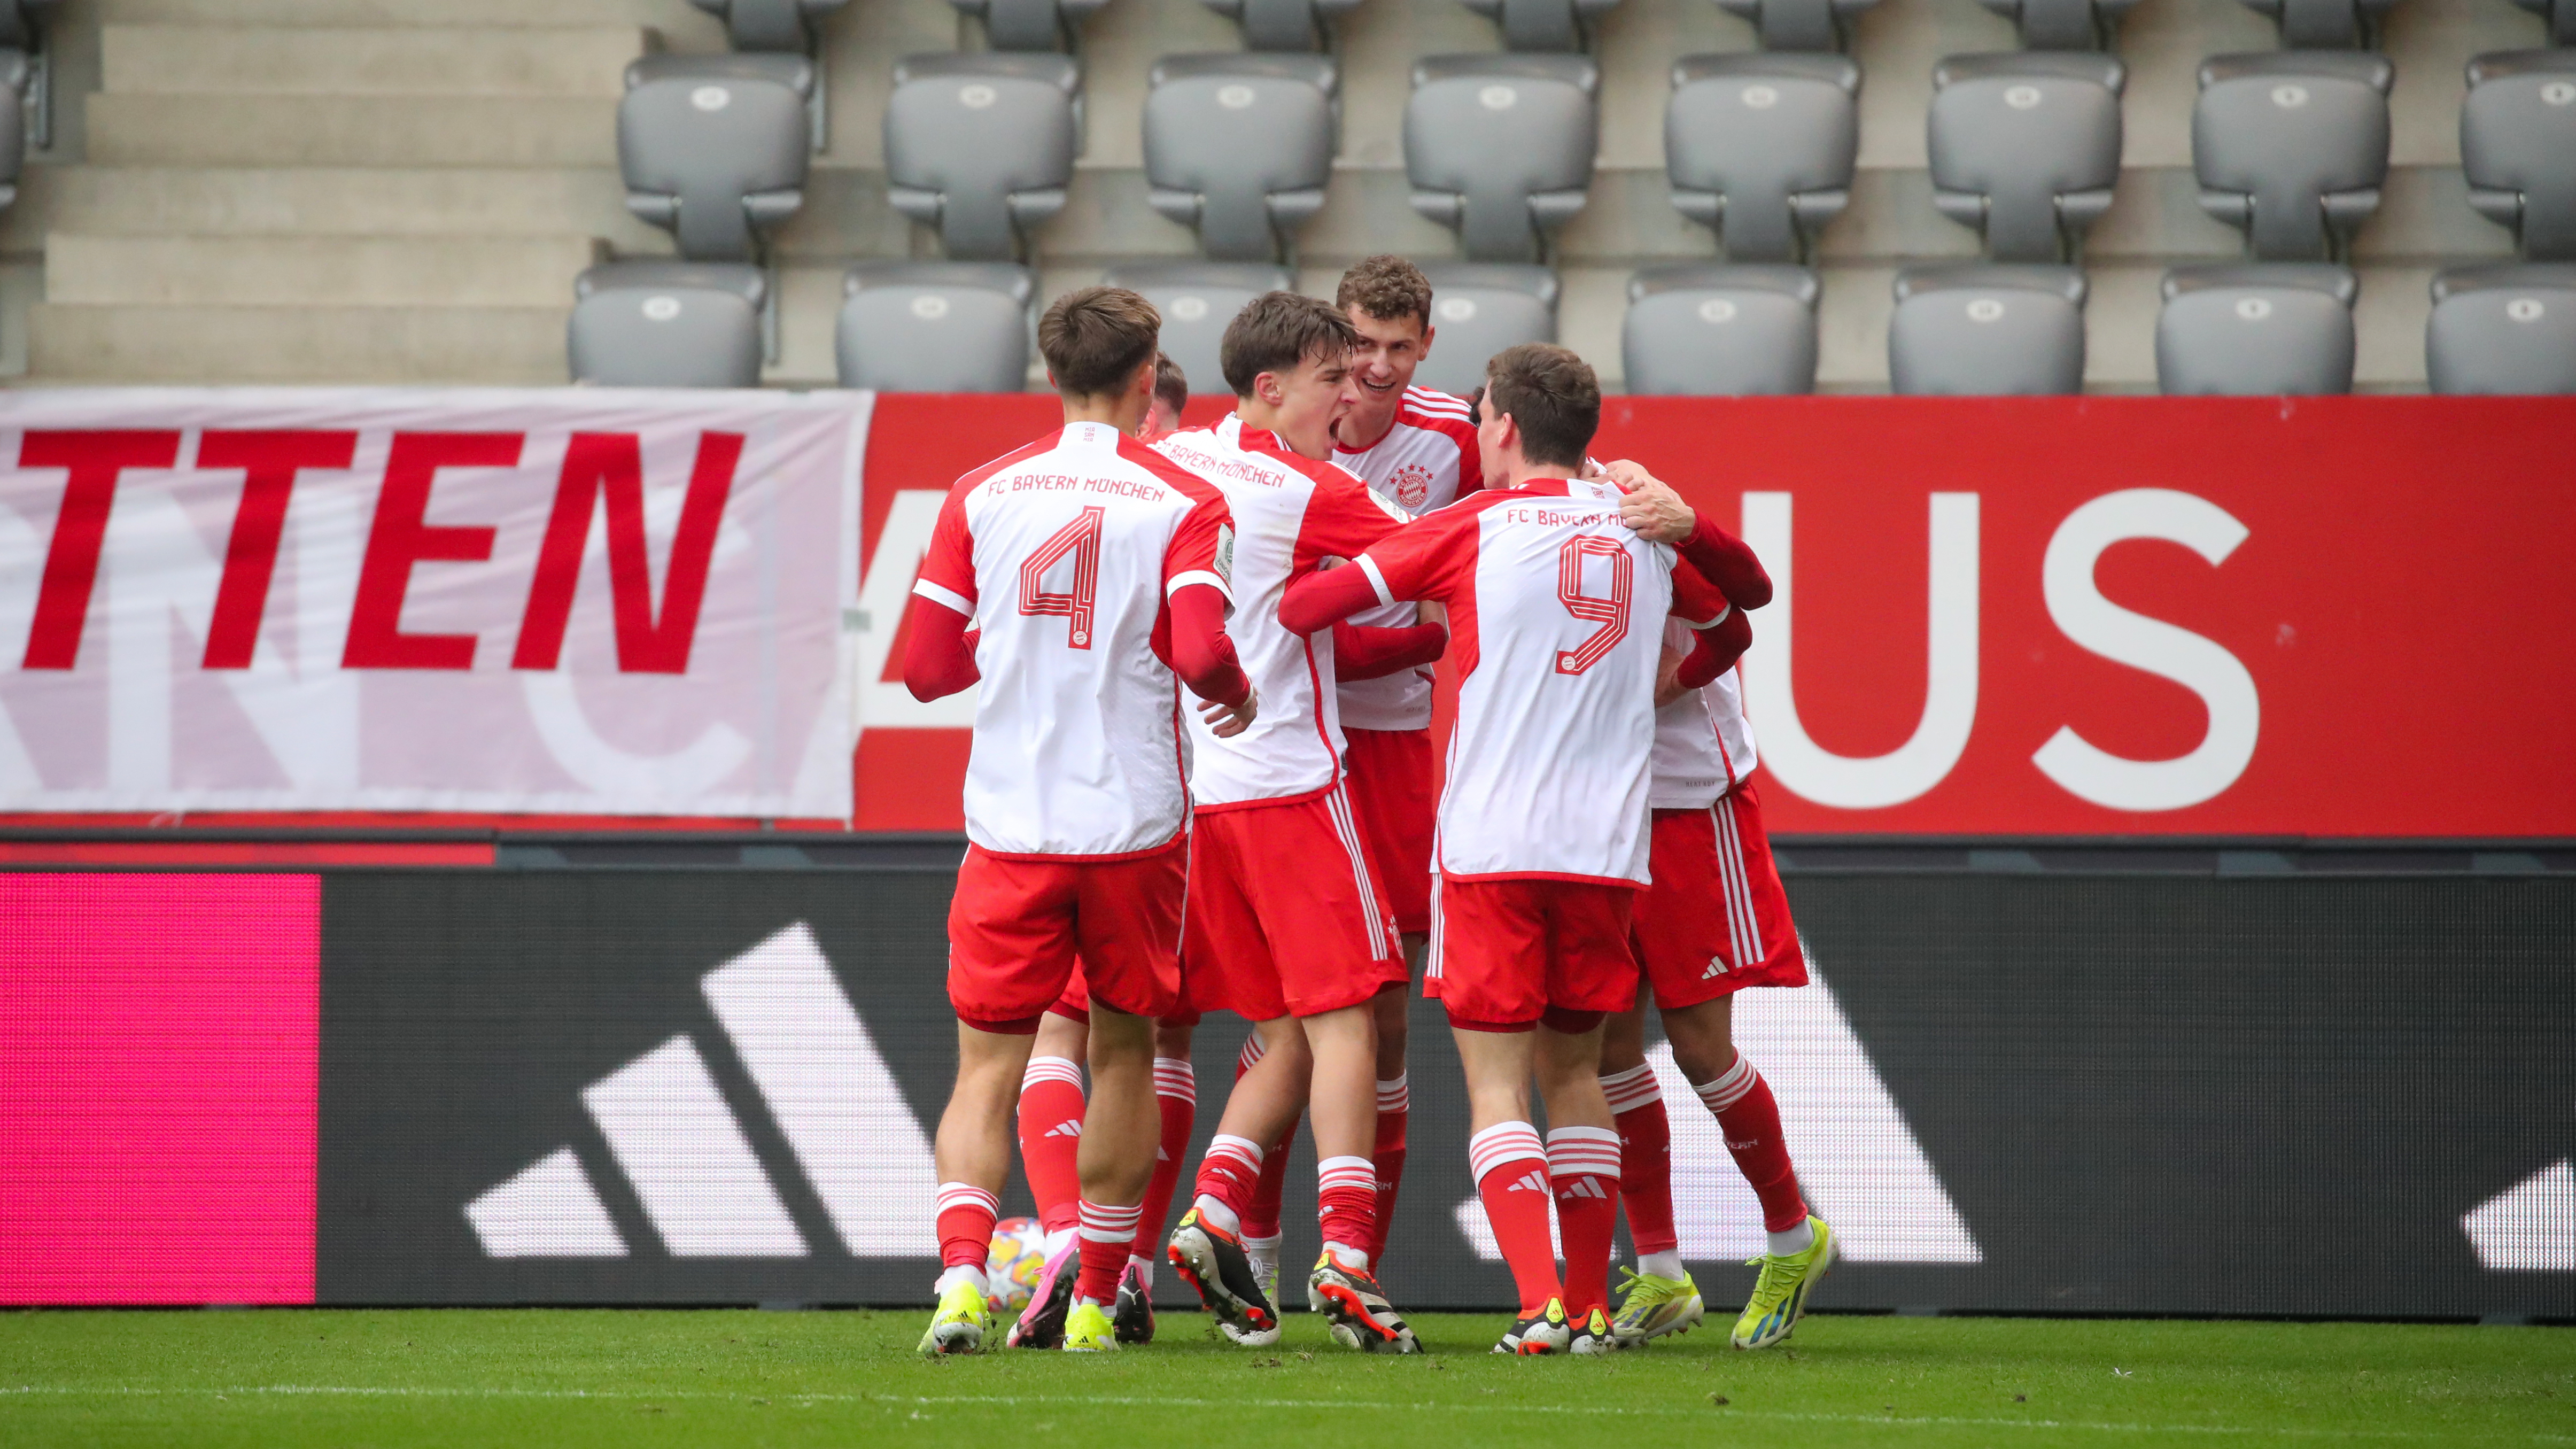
[3, 851, 2570, 1319]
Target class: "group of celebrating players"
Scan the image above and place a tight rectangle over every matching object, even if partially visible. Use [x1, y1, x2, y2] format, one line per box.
[906, 255, 1833, 1358]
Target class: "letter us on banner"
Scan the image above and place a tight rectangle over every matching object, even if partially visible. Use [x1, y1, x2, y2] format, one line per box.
[0, 389, 863, 817]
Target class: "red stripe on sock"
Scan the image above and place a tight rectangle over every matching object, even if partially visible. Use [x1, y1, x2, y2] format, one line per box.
[1615, 1095, 1678, 1257]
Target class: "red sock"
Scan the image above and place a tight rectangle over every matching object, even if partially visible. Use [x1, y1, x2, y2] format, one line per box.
[1074, 1199, 1140, 1305]
[1017, 1056, 1087, 1234]
[1366, 1075, 1409, 1262]
[1696, 1055, 1807, 1233]
[935, 1182, 999, 1273]
[1469, 1122, 1561, 1314]
[1601, 1064, 1677, 1257]
[1193, 1134, 1264, 1223]
[1244, 1114, 1297, 1241]
[1316, 1154, 1378, 1260]
[1547, 1126, 1623, 1322]
[1132, 1057, 1196, 1262]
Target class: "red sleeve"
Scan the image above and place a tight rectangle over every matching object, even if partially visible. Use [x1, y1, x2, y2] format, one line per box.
[1282, 501, 1481, 632]
[902, 591, 980, 701]
[911, 479, 978, 613]
[1295, 473, 1408, 571]
[1167, 581, 1250, 706]
[1453, 424, 1484, 499]
[1162, 490, 1236, 605]
[1279, 563, 1380, 636]
[1676, 607, 1751, 690]
[1668, 558, 1732, 628]
[1332, 621, 1448, 680]
[1676, 513, 1772, 610]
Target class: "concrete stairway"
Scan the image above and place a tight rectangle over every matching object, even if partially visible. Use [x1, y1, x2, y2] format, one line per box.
[22, 0, 712, 384]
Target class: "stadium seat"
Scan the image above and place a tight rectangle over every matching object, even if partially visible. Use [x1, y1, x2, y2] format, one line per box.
[1713, 0, 1880, 51]
[948, 0, 1111, 51]
[1621, 264, 1819, 395]
[629, 51, 821, 152]
[0, 50, 26, 212]
[1415, 264, 1559, 393]
[2154, 264, 2356, 394]
[2512, 0, 2576, 43]
[1665, 54, 1858, 264]
[1458, 0, 1621, 52]
[1929, 53, 2124, 264]
[1975, 0, 2137, 49]
[1406, 56, 1599, 263]
[2425, 264, 2576, 394]
[2236, 0, 2394, 49]
[569, 262, 765, 388]
[1201, 0, 1361, 49]
[1887, 266, 2088, 395]
[1144, 55, 1335, 262]
[689, 0, 848, 52]
[885, 54, 1079, 262]
[1100, 262, 1294, 397]
[618, 58, 810, 262]
[2194, 53, 2391, 260]
[2461, 51, 2576, 262]
[0, 0, 51, 150]
[837, 263, 1036, 392]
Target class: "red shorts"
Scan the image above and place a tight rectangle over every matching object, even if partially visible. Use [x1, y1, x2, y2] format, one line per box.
[1631, 785, 1810, 1010]
[1430, 876, 1642, 1030]
[1046, 960, 1200, 1028]
[1343, 727, 1436, 937]
[1182, 785, 1407, 1022]
[948, 837, 1186, 1032]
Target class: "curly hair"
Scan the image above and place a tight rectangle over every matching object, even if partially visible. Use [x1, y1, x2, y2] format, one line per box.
[1335, 255, 1433, 329]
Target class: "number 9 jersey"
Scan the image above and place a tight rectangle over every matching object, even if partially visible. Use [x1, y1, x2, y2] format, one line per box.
[1349, 477, 1730, 887]
[912, 421, 1236, 861]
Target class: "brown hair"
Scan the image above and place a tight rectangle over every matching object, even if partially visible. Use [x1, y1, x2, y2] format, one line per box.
[1336, 255, 1434, 330]
[1484, 343, 1600, 469]
[1219, 291, 1362, 397]
[1038, 286, 1161, 398]
[1153, 351, 1190, 411]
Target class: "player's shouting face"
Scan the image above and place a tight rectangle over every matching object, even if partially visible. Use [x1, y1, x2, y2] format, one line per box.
[1247, 344, 1361, 461]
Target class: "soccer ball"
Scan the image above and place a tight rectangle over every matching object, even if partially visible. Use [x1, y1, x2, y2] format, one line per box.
[986, 1215, 1047, 1316]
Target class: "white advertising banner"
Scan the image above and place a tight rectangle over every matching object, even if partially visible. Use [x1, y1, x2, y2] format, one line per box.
[0, 388, 865, 818]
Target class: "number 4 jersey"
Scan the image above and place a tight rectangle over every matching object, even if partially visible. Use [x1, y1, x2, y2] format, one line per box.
[912, 421, 1235, 859]
[1346, 477, 1729, 886]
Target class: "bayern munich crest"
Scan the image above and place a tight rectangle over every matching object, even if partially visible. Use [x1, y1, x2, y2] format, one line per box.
[1390, 462, 1437, 509]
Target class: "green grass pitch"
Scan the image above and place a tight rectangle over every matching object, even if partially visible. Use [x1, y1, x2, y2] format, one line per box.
[3, 1308, 2568, 1447]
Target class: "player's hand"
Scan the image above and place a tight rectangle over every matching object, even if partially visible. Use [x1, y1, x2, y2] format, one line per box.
[1200, 685, 1258, 738]
[1654, 645, 1690, 708]
[1615, 469, 1697, 544]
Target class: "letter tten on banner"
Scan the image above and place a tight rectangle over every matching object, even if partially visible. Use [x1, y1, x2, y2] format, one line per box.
[0, 388, 866, 818]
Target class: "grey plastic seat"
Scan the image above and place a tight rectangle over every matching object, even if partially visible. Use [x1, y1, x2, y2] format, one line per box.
[0, 1, 53, 149]
[618, 60, 810, 262]
[1406, 56, 1599, 262]
[1202, 0, 1362, 49]
[1714, 0, 1880, 51]
[1888, 266, 2086, 395]
[2462, 52, 2576, 262]
[629, 51, 821, 151]
[2513, 0, 2576, 43]
[1461, 0, 1620, 52]
[2426, 264, 2576, 393]
[886, 54, 1078, 262]
[2194, 53, 2391, 260]
[2237, 0, 2394, 48]
[2155, 264, 2355, 395]
[1145, 55, 1334, 262]
[1929, 54, 2123, 263]
[1098, 264, 1289, 398]
[570, 262, 765, 388]
[1622, 265, 1818, 395]
[948, 0, 1110, 50]
[1975, 0, 2137, 49]
[837, 264, 1036, 392]
[689, 0, 848, 51]
[1665, 55, 1858, 263]
[0, 51, 26, 210]
[1414, 264, 1559, 393]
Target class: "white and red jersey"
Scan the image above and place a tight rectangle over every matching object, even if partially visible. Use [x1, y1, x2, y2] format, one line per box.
[913, 421, 1234, 859]
[1150, 414, 1409, 810]
[1330, 386, 1482, 732]
[1649, 616, 1759, 810]
[1352, 477, 1729, 886]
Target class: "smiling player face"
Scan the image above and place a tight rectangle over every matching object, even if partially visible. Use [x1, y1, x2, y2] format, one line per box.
[1341, 308, 1432, 447]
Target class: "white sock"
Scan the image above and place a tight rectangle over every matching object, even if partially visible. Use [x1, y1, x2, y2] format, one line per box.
[1768, 1219, 1815, 1257]
[1324, 1242, 1371, 1273]
[1245, 1231, 1282, 1280]
[935, 1264, 987, 1297]
[1042, 1225, 1078, 1259]
[1128, 1252, 1153, 1290]
[1191, 1192, 1243, 1236]
[1639, 1249, 1685, 1281]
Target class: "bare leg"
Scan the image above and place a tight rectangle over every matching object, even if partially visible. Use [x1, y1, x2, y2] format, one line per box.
[1078, 1004, 1160, 1208]
[936, 1022, 1038, 1195]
